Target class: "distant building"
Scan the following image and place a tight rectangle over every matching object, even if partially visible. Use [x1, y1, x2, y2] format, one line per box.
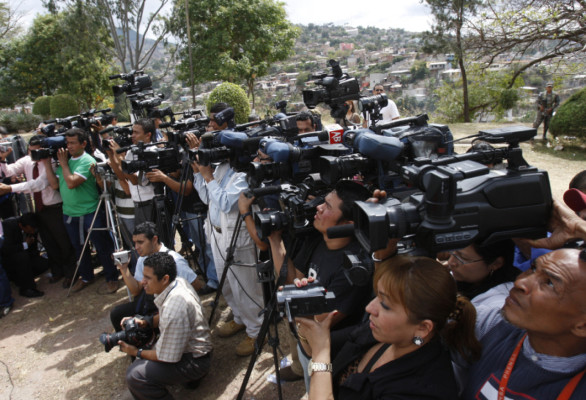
[340, 43, 355, 51]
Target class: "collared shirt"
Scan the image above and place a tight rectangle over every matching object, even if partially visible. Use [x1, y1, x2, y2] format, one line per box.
[125, 148, 156, 202]
[1, 155, 63, 206]
[134, 243, 196, 283]
[193, 162, 248, 227]
[154, 277, 212, 362]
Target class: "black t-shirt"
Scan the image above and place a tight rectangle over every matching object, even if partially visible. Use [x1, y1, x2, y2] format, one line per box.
[293, 236, 371, 329]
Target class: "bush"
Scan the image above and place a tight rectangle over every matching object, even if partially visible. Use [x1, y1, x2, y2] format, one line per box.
[206, 82, 250, 124]
[549, 88, 586, 138]
[0, 112, 42, 133]
[50, 94, 79, 118]
[32, 96, 53, 117]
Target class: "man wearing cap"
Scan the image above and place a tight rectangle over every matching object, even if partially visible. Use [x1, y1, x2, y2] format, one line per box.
[533, 82, 560, 140]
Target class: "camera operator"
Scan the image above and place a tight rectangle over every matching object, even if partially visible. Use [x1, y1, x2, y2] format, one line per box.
[122, 118, 157, 226]
[295, 111, 318, 134]
[110, 222, 199, 332]
[371, 84, 400, 123]
[268, 180, 372, 383]
[44, 128, 118, 293]
[1, 213, 47, 297]
[190, 102, 265, 357]
[0, 135, 76, 287]
[145, 167, 219, 295]
[122, 252, 212, 400]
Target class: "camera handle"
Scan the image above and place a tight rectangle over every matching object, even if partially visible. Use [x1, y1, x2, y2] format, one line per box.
[236, 235, 299, 400]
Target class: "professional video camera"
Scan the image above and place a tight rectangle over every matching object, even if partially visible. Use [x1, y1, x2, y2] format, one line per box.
[247, 137, 351, 188]
[101, 124, 133, 150]
[121, 142, 180, 174]
[350, 126, 552, 254]
[99, 317, 155, 353]
[30, 136, 67, 161]
[110, 70, 153, 96]
[277, 283, 336, 320]
[73, 108, 113, 131]
[253, 182, 326, 239]
[303, 59, 360, 119]
[164, 110, 210, 147]
[358, 93, 388, 124]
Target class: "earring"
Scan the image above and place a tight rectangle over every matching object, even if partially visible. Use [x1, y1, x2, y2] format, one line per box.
[412, 336, 423, 346]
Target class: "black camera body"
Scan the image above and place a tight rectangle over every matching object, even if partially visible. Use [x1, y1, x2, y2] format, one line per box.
[110, 70, 153, 96]
[303, 59, 360, 119]
[277, 283, 336, 320]
[121, 143, 180, 174]
[99, 317, 155, 353]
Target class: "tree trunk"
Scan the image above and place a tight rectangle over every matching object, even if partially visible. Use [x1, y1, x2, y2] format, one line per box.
[456, 18, 470, 122]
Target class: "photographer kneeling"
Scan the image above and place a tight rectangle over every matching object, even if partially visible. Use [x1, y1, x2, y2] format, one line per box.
[110, 222, 198, 332]
[121, 252, 212, 399]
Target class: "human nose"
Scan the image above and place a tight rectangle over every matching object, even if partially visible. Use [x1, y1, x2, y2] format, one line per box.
[513, 269, 533, 294]
[365, 297, 377, 315]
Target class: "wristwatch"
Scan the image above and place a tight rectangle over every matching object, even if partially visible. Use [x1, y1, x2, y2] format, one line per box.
[136, 349, 143, 359]
[307, 359, 332, 376]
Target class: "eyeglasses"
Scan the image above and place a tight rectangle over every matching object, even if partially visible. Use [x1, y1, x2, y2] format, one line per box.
[448, 251, 483, 265]
[374, 89, 384, 93]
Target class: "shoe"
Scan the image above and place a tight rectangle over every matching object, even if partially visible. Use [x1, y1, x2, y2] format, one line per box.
[49, 273, 64, 284]
[71, 278, 92, 293]
[105, 280, 119, 294]
[216, 320, 245, 338]
[19, 288, 44, 298]
[278, 365, 303, 381]
[62, 278, 72, 289]
[236, 335, 266, 357]
[197, 284, 217, 296]
[1, 304, 13, 317]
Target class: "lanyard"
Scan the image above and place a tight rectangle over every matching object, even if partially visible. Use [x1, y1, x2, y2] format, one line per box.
[499, 333, 585, 400]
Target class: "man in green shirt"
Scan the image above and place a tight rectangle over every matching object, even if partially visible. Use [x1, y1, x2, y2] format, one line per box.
[46, 128, 118, 293]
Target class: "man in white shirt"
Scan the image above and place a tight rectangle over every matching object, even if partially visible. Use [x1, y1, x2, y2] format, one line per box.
[373, 84, 400, 123]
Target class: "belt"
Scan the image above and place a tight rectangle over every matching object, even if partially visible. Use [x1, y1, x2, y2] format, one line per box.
[212, 225, 222, 234]
[134, 200, 152, 207]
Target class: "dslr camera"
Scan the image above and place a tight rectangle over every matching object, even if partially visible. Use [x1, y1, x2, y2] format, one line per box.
[99, 317, 155, 353]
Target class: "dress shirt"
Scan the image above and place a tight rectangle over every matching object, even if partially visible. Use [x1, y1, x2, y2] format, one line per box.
[154, 277, 212, 362]
[193, 162, 248, 227]
[2, 156, 62, 206]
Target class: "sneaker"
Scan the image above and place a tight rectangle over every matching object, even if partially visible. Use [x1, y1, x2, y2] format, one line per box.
[105, 280, 119, 294]
[278, 365, 303, 382]
[1, 304, 13, 318]
[71, 278, 92, 293]
[236, 335, 259, 357]
[216, 320, 246, 338]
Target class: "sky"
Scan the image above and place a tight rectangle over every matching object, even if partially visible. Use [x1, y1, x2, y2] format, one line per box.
[11, 0, 434, 33]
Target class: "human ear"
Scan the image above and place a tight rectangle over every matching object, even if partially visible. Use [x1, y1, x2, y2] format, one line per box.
[571, 318, 586, 338]
[415, 319, 434, 340]
[489, 256, 505, 272]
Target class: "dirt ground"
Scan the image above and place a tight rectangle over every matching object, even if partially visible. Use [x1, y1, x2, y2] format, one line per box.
[0, 122, 584, 400]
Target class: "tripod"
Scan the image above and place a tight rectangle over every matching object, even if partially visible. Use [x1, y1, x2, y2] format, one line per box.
[67, 166, 123, 297]
[236, 236, 299, 400]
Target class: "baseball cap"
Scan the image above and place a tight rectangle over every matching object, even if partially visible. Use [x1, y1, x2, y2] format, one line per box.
[546, 82, 553, 87]
[563, 188, 586, 213]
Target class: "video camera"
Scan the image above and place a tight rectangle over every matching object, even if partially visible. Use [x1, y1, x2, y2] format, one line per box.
[303, 59, 361, 119]
[277, 283, 336, 320]
[30, 136, 67, 161]
[110, 70, 153, 96]
[121, 142, 180, 174]
[101, 124, 133, 150]
[349, 126, 552, 254]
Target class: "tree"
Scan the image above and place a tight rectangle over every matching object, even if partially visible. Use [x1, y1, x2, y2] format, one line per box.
[206, 82, 250, 124]
[422, 0, 482, 122]
[167, 0, 299, 109]
[0, 4, 114, 109]
[0, 1, 22, 41]
[467, 0, 586, 88]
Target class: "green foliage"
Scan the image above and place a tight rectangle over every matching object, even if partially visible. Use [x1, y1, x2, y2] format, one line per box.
[0, 5, 114, 109]
[410, 61, 430, 83]
[50, 94, 79, 118]
[168, 0, 299, 108]
[32, 96, 53, 117]
[0, 112, 42, 133]
[549, 88, 586, 139]
[206, 82, 251, 124]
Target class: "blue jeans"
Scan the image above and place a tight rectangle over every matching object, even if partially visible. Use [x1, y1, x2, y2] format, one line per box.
[0, 237, 14, 308]
[185, 212, 218, 289]
[63, 210, 118, 282]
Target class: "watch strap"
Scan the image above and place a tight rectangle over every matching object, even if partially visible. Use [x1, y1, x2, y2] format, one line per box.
[309, 359, 332, 375]
[137, 348, 143, 359]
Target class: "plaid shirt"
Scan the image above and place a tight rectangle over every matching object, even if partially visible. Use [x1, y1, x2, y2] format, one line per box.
[154, 277, 212, 363]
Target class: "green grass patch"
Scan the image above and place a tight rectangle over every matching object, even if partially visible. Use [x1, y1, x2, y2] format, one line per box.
[531, 140, 586, 161]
